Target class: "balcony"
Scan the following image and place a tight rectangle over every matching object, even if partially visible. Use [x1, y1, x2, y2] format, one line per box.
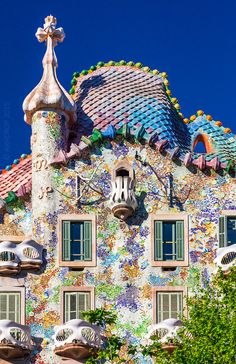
[215, 244, 236, 274]
[0, 239, 43, 275]
[110, 161, 138, 220]
[147, 318, 183, 354]
[53, 319, 100, 360]
[0, 320, 32, 360]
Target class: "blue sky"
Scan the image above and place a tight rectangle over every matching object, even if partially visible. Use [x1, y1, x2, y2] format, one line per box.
[0, 0, 235, 167]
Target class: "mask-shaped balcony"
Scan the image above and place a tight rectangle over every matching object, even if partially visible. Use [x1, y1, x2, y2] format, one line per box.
[0, 320, 32, 360]
[147, 318, 183, 354]
[110, 161, 138, 220]
[0, 240, 43, 275]
[214, 244, 236, 274]
[53, 319, 101, 360]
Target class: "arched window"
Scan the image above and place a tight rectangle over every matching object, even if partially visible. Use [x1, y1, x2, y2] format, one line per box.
[192, 134, 212, 154]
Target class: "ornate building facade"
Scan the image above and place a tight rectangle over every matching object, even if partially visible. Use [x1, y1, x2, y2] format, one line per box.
[0, 15, 235, 363]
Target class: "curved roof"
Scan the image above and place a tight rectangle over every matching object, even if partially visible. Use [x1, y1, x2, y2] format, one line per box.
[63, 62, 236, 171]
[73, 65, 191, 158]
[1, 61, 236, 200]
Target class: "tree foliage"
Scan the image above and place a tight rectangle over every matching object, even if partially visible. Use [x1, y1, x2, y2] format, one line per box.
[82, 308, 136, 363]
[144, 267, 236, 364]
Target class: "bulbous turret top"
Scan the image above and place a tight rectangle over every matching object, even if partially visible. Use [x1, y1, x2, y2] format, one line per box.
[23, 15, 76, 124]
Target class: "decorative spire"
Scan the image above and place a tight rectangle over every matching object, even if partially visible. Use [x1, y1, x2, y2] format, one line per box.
[23, 16, 76, 124]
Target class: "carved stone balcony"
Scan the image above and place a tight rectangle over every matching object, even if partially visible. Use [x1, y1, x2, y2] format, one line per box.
[214, 244, 236, 274]
[53, 319, 101, 360]
[0, 239, 43, 275]
[0, 320, 32, 360]
[110, 161, 138, 220]
[147, 319, 183, 354]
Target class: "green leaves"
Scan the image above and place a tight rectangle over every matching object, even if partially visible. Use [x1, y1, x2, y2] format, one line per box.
[81, 308, 117, 326]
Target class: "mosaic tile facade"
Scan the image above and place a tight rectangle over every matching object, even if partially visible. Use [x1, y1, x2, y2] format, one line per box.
[1, 139, 235, 363]
[1, 15, 235, 364]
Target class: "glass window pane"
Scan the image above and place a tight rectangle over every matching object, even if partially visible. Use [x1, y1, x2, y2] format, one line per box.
[71, 243, 82, 261]
[71, 222, 81, 240]
[71, 222, 82, 261]
[227, 217, 236, 246]
[163, 243, 174, 260]
[163, 222, 175, 242]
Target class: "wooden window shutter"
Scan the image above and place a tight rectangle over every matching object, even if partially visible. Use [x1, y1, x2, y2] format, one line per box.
[155, 221, 163, 261]
[83, 221, 92, 261]
[219, 216, 226, 247]
[0, 293, 7, 320]
[62, 221, 71, 261]
[9, 293, 20, 323]
[65, 292, 70, 322]
[176, 221, 184, 261]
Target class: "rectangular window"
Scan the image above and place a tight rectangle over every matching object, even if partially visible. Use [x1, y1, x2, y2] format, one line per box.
[59, 215, 96, 267]
[0, 292, 21, 323]
[152, 215, 188, 267]
[156, 291, 183, 323]
[219, 215, 236, 247]
[62, 220, 92, 262]
[64, 291, 91, 322]
[154, 220, 184, 261]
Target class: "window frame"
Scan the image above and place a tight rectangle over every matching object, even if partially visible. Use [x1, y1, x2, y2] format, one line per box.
[0, 287, 25, 324]
[219, 210, 236, 247]
[60, 286, 95, 324]
[151, 214, 189, 267]
[58, 214, 96, 268]
[152, 286, 187, 323]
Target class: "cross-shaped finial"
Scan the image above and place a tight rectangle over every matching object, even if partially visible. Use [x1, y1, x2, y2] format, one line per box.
[35, 15, 65, 46]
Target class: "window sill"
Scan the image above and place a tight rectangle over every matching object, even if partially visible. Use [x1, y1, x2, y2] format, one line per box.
[151, 260, 189, 267]
[59, 261, 96, 268]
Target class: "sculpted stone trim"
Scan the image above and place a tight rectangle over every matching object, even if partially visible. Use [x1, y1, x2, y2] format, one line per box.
[58, 214, 97, 268]
[150, 213, 189, 267]
[53, 316, 100, 361]
[0, 239, 43, 275]
[0, 319, 31, 360]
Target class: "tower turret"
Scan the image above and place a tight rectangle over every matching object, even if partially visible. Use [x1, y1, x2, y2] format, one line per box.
[23, 15, 76, 240]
